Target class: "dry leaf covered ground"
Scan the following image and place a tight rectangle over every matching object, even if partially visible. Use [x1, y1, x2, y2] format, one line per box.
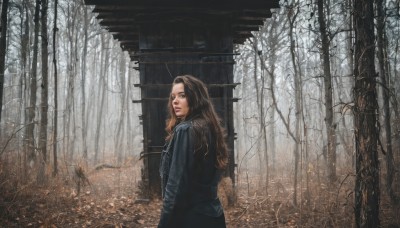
[0, 162, 399, 227]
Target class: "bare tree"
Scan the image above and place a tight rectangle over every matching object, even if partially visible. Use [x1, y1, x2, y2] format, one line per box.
[115, 51, 127, 164]
[287, 0, 302, 206]
[0, 0, 10, 124]
[52, 0, 59, 176]
[353, 0, 380, 226]
[253, 17, 287, 192]
[335, 0, 354, 166]
[126, 61, 134, 158]
[249, 35, 269, 193]
[80, 1, 89, 160]
[20, 0, 30, 180]
[38, 0, 49, 184]
[13, 1, 28, 181]
[376, 0, 399, 205]
[317, 0, 337, 183]
[63, 1, 79, 161]
[25, 0, 41, 166]
[259, 12, 287, 176]
[94, 33, 109, 164]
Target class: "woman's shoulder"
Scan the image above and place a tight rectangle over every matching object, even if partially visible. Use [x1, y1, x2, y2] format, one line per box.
[174, 120, 193, 132]
[174, 118, 209, 133]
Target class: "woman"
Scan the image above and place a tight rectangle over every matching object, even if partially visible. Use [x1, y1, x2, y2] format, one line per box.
[158, 75, 228, 228]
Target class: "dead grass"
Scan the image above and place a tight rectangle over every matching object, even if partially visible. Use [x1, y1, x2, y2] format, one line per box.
[0, 158, 399, 227]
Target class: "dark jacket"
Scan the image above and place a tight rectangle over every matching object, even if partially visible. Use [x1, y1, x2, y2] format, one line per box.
[158, 120, 224, 228]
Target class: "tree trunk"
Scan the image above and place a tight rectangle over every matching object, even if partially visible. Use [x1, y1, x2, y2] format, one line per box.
[71, 20, 79, 160]
[264, 14, 282, 175]
[21, 2, 30, 180]
[52, 0, 58, 176]
[343, 0, 355, 167]
[126, 61, 134, 158]
[115, 51, 127, 164]
[251, 38, 264, 191]
[80, 2, 89, 160]
[17, 1, 29, 182]
[259, 55, 268, 196]
[317, 0, 337, 183]
[268, 4, 300, 205]
[38, 0, 49, 184]
[353, 0, 380, 227]
[287, 2, 301, 206]
[25, 0, 41, 166]
[0, 0, 9, 124]
[253, 35, 270, 195]
[392, 18, 400, 199]
[94, 34, 109, 164]
[376, 0, 399, 204]
[64, 2, 78, 162]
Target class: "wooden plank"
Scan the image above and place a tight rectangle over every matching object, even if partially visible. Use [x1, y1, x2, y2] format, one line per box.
[86, 0, 280, 10]
[100, 18, 265, 27]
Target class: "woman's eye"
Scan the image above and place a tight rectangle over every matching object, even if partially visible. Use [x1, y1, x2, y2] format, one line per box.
[171, 94, 185, 100]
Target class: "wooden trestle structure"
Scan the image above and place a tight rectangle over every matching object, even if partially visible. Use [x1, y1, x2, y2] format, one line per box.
[85, 0, 279, 198]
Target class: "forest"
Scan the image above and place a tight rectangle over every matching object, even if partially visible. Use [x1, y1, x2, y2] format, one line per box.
[0, 0, 399, 227]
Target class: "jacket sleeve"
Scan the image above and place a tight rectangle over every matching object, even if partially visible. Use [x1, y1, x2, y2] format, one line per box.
[158, 125, 193, 227]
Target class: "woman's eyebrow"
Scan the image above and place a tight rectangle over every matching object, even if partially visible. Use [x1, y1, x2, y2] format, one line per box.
[171, 91, 185, 95]
[170, 91, 185, 96]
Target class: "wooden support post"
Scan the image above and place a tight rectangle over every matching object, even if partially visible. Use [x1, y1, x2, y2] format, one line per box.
[137, 19, 236, 198]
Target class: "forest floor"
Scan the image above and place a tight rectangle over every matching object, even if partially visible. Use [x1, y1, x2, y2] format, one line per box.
[0, 163, 399, 228]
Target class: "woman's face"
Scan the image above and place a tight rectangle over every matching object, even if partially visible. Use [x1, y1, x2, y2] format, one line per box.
[171, 83, 189, 119]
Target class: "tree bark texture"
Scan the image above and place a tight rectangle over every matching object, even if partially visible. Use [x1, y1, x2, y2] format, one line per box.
[353, 1, 380, 227]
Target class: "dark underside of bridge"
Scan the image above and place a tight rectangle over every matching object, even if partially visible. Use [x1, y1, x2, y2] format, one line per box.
[85, 0, 280, 198]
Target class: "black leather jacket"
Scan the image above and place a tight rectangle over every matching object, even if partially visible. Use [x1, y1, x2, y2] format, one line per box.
[158, 120, 223, 227]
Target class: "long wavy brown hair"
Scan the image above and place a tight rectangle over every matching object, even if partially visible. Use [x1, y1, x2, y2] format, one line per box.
[165, 75, 228, 169]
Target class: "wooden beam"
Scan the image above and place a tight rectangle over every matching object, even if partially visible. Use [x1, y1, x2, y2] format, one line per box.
[114, 33, 139, 41]
[94, 8, 273, 21]
[234, 19, 264, 26]
[233, 25, 260, 31]
[237, 10, 272, 20]
[86, 0, 280, 11]
[99, 17, 265, 27]
[106, 25, 139, 32]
